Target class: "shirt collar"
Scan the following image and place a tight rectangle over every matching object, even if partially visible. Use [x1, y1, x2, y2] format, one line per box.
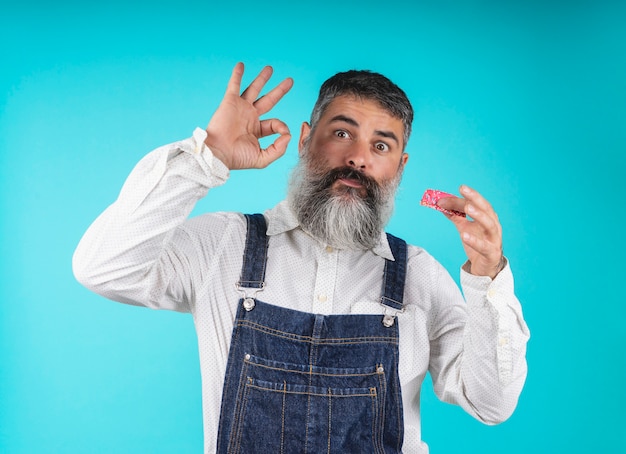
[265, 200, 396, 261]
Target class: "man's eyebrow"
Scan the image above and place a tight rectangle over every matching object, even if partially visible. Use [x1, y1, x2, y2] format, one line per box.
[329, 114, 359, 127]
[375, 129, 400, 146]
[329, 114, 400, 146]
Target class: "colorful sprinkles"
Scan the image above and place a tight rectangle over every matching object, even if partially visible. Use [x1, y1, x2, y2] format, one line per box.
[420, 189, 466, 217]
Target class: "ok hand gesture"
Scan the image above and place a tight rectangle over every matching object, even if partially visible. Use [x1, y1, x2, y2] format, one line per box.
[204, 63, 294, 170]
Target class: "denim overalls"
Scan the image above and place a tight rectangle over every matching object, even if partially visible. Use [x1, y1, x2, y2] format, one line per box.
[216, 214, 407, 453]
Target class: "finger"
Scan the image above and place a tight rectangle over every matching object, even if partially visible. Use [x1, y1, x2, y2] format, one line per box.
[461, 230, 488, 254]
[254, 77, 294, 115]
[459, 185, 497, 218]
[241, 66, 274, 102]
[461, 230, 502, 265]
[225, 62, 245, 96]
[258, 134, 292, 168]
[436, 186, 495, 217]
[441, 201, 501, 247]
[438, 187, 499, 233]
[462, 188, 502, 242]
[436, 195, 466, 214]
[465, 203, 501, 237]
[259, 118, 290, 139]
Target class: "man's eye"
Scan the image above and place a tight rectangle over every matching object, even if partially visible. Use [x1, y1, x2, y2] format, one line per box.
[335, 130, 349, 138]
[375, 142, 389, 152]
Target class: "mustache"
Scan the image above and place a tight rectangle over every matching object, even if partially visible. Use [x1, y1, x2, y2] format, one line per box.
[317, 166, 379, 193]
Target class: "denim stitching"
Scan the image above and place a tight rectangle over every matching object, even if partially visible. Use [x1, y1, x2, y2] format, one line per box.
[370, 392, 378, 454]
[327, 388, 332, 454]
[232, 379, 252, 454]
[236, 320, 399, 344]
[304, 372, 311, 454]
[393, 347, 403, 452]
[376, 367, 386, 453]
[281, 381, 286, 454]
[247, 383, 377, 398]
[247, 358, 380, 377]
[227, 360, 249, 454]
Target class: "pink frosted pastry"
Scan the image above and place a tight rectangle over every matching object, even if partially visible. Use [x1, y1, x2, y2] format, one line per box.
[420, 189, 466, 217]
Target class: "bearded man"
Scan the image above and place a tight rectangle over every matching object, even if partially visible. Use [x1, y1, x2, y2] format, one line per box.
[73, 63, 529, 453]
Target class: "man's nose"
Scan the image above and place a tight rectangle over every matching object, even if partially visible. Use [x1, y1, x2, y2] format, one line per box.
[345, 141, 369, 170]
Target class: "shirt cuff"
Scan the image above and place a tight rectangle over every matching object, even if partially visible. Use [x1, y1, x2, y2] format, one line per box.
[460, 257, 514, 310]
[190, 127, 230, 184]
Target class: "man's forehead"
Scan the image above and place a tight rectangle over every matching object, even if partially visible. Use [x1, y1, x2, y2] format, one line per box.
[321, 95, 402, 125]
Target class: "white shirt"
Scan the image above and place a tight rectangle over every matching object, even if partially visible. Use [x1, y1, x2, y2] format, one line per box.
[73, 128, 530, 454]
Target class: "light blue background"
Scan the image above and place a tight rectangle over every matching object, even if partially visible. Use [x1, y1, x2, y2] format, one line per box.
[2, 1, 625, 452]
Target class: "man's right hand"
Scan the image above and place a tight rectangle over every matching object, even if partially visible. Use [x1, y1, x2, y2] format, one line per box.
[204, 62, 294, 170]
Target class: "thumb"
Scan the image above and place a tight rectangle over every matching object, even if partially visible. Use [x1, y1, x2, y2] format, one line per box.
[255, 133, 292, 168]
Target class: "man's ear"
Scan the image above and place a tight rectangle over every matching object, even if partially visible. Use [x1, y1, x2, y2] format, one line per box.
[401, 152, 409, 167]
[298, 122, 311, 156]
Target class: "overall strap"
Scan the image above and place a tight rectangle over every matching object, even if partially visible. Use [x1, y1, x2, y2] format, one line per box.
[380, 233, 408, 327]
[237, 213, 269, 290]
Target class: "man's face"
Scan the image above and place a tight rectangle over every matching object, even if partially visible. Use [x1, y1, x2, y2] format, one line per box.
[298, 94, 409, 191]
[287, 95, 409, 250]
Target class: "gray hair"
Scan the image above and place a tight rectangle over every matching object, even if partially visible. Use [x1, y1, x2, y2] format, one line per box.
[309, 70, 414, 149]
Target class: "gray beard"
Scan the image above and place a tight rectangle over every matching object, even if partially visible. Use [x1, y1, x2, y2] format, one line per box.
[287, 154, 402, 250]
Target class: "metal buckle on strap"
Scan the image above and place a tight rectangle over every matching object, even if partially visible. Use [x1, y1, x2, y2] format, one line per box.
[235, 282, 265, 312]
[379, 298, 404, 327]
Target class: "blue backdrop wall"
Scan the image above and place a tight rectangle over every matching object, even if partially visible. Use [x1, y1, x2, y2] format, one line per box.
[1, 1, 625, 452]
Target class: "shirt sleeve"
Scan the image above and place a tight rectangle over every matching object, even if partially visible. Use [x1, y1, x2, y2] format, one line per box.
[72, 128, 230, 312]
[428, 258, 530, 425]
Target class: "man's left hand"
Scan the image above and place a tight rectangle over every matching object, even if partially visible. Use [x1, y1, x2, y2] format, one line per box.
[436, 185, 504, 279]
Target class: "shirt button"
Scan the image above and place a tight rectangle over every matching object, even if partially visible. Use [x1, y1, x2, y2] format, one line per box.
[318, 294, 327, 303]
[498, 337, 509, 346]
[325, 246, 333, 253]
[487, 289, 496, 298]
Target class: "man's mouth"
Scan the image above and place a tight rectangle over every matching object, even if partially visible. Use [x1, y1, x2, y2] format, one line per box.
[336, 177, 364, 189]
[314, 166, 376, 199]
